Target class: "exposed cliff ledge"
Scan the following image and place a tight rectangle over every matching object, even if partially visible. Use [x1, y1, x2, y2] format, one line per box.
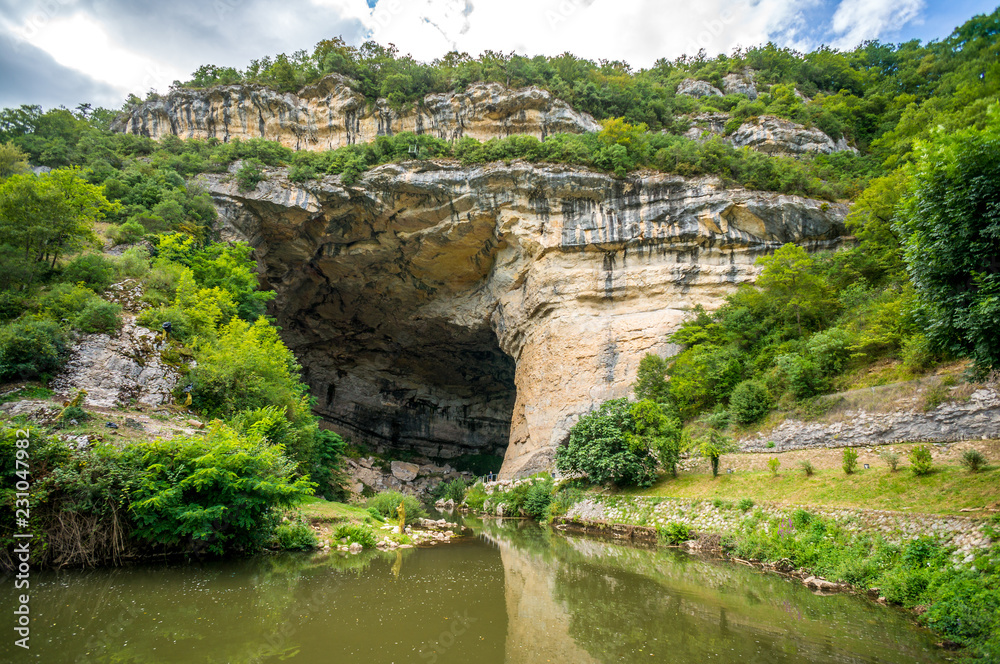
[684, 113, 855, 155]
[113, 76, 600, 150]
[206, 160, 848, 477]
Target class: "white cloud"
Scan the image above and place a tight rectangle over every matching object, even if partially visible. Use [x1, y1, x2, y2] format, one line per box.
[830, 0, 925, 50]
[332, 0, 822, 67]
[26, 13, 185, 97]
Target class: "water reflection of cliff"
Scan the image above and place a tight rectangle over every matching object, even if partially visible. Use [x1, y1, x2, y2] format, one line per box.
[483, 521, 946, 664]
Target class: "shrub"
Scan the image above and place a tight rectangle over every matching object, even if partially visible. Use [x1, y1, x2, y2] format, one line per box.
[737, 498, 754, 512]
[523, 478, 554, 520]
[236, 158, 266, 191]
[273, 517, 317, 550]
[791, 508, 813, 528]
[799, 460, 815, 476]
[113, 246, 150, 278]
[880, 450, 901, 471]
[74, 300, 122, 333]
[128, 423, 314, 555]
[366, 491, 426, 525]
[909, 445, 933, 475]
[767, 457, 780, 476]
[556, 398, 659, 487]
[109, 219, 146, 246]
[63, 253, 116, 292]
[433, 478, 468, 504]
[0, 318, 67, 380]
[333, 523, 377, 548]
[658, 522, 692, 545]
[463, 482, 487, 512]
[547, 486, 583, 519]
[729, 380, 773, 425]
[39, 283, 101, 321]
[961, 449, 986, 473]
[842, 447, 859, 474]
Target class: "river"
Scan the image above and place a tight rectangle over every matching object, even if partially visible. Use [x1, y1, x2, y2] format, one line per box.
[2, 519, 949, 663]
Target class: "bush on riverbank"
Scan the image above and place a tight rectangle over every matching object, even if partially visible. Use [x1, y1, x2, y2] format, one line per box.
[0, 424, 316, 568]
[366, 491, 426, 525]
[727, 511, 1000, 659]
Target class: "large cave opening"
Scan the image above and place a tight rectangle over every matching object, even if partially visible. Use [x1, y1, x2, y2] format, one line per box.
[302, 319, 517, 470]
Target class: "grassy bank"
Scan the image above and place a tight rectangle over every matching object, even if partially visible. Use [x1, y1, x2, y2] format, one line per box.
[629, 463, 1000, 515]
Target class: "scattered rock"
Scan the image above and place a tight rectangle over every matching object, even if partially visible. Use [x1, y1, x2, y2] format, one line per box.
[124, 418, 145, 431]
[722, 70, 758, 100]
[348, 542, 362, 554]
[677, 78, 723, 98]
[390, 460, 420, 482]
[435, 498, 456, 510]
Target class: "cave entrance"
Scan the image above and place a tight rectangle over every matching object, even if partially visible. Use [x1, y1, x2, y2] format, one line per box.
[308, 320, 516, 474]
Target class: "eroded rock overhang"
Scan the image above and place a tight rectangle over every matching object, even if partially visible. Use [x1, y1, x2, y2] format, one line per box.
[205, 160, 848, 477]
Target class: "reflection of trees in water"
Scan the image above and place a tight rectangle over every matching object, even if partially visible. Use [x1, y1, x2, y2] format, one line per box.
[487, 522, 946, 664]
[30, 550, 389, 664]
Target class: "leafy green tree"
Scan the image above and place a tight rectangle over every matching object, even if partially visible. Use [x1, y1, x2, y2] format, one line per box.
[0, 168, 116, 269]
[895, 112, 1000, 375]
[556, 398, 659, 487]
[633, 353, 671, 404]
[0, 142, 28, 179]
[0, 318, 66, 380]
[755, 243, 835, 336]
[697, 430, 735, 477]
[728, 380, 772, 425]
[628, 399, 683, 476]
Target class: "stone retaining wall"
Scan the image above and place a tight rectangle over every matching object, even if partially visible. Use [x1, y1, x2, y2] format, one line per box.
[740, 388, 1000, 452]
[566, 496, 994, 562]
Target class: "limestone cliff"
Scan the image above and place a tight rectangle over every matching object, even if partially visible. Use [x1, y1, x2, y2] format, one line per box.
[206, 159, 848, 477]
[113, 76, 600, 150]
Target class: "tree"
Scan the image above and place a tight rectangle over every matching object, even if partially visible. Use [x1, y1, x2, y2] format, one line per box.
[633, 353, 671, 403]
[895, 111, 1000, 376]
[697, 430, 735, 477]
[556, 399, 659, 487]
[0, 142, 28, 179]
[755, 243, 834, 336]
[628, 400, 683, 477]
[0, 168, 116, 269]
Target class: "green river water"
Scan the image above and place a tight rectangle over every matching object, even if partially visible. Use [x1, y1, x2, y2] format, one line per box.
[3, 519, 949, 663]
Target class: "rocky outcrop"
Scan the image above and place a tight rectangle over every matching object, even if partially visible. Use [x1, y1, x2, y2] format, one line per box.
[722, 70, 758, 100]
[683, 113, 854, 156]
[208, 159, 848, 477]
[677, 78, 723, 98]
[113, 76, 600, 150]
[730, 115, 855, 155]
[345, 456, 473, 497]
[741, 387, 1000, 452]
[50, 282, 181, 409]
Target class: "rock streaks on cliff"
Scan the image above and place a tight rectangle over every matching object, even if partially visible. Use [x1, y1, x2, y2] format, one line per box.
[114, 76, 600, 150]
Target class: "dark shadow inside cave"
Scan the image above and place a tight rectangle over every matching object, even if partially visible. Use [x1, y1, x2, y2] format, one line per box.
[302, 320, 516, 469]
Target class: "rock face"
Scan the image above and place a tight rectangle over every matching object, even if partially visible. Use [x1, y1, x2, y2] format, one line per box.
[113, 77, 600, 150]
[50, 282, 181, 409]
[722, 70, 758, 100]
[730, 115, 855, 155]
[208, 159, 847, 477]
[741, 388, 1000, 452]
[677, 79, 723, 98]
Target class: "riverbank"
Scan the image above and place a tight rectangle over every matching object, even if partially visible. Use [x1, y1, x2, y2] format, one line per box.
[546, 493, 999, 658]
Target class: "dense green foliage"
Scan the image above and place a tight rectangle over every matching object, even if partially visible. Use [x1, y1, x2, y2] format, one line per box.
[365, 491, 426, 525]
[728, 511, 1000, 660]
[129, 423, 314, 555]
[557, 398, 677, 487]
[0, 425, 314, 567]
[896, 113, 1000, 376]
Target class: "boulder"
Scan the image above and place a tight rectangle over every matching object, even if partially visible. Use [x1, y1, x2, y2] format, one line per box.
[722, 70, 758, 100]
[677, 78, 723, 98]
[390, 460, 420, 482]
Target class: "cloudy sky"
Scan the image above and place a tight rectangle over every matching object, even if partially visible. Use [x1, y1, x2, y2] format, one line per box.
[0, 0, 996, 110]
